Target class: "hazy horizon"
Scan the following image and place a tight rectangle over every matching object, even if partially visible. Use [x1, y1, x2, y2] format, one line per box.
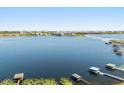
[0, 7, 124, 31]
[0, 30, 124, 32]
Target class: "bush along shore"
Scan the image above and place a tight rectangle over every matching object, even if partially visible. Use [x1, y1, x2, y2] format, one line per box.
[0, 78, 73, 85]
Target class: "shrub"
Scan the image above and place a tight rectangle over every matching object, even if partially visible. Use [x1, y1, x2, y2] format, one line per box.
[60, 78, 72, 85]
[22, 78, 57, 85]
[0, 79, 16, 85]
[39, 78, 57, 85]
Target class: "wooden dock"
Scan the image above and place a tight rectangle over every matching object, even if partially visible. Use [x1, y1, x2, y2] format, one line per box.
[72, 73, 90, 85]
[115, 67, 124, 72]
[106, 63, 124, 72]
[14, 73, 24, 85]
[102, 72, 124, 82]
[89, 67, 124, 82]
[80, 78, 90, 85]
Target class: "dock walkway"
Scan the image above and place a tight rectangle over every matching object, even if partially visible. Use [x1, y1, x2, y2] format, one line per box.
[106, 63, 124, 72]
[115, 67, 124, 71]
[100, 72, 124, 81]
[89, 67, 124, 82]
[80, 78, 90, 85]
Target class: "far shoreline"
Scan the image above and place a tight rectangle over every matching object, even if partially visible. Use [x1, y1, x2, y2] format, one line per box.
[0, 31, 123, 38]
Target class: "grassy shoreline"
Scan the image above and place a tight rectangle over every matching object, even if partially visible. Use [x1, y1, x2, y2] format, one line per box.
[1, 78, 124, 85]
[0, 78, 73, 85]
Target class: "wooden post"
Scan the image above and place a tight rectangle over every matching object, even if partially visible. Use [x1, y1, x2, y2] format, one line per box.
[17, 80, 21, 85]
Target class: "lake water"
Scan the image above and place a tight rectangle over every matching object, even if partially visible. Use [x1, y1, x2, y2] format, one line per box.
[0, 34, 124, 85]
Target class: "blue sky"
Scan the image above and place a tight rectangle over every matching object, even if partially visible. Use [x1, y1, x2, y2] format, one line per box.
[0, 7, 124, 31]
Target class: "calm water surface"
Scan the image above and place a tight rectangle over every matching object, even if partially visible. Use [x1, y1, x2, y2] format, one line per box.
[0, 34, 124, 85]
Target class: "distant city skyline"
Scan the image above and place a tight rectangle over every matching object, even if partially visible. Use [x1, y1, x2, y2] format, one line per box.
[0, 7, 124, 31]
